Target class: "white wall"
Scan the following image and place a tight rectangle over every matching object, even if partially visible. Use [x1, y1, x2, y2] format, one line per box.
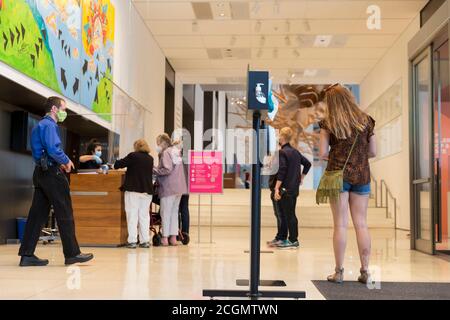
[113, 0, 166, 158]
[360, 16, 421, 230]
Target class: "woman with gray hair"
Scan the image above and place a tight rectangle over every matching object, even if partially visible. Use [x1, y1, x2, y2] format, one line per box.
[153, 134, 188, 246]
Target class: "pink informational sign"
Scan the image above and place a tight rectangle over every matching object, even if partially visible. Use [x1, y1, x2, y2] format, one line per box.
[189, 151, 223, 194]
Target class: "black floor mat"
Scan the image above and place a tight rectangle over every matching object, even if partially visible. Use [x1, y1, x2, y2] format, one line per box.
[312, 280, 450, 300]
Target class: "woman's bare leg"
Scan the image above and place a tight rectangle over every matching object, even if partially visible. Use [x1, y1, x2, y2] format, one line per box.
[329, 192, 350, 269]
[349, 192, 371, 271]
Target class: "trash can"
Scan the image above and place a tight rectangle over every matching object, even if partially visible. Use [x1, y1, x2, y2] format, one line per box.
[16, 217, 27, 242]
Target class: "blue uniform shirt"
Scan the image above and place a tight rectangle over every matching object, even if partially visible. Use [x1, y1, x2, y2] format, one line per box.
[30, 115, 70, 166]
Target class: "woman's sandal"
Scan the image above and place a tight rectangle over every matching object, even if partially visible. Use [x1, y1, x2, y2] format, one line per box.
[327, 267, 344, 284]
[358, 268, 371, 284]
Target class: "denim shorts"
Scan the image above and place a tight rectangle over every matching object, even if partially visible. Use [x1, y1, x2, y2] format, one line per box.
[341, 181, 371, 195]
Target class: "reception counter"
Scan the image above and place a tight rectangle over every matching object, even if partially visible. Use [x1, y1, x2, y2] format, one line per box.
[70, 171, 127, 247]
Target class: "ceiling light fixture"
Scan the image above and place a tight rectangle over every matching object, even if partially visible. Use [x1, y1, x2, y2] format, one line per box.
[314, 35, 333, 47]
[293, 49, 300, 58]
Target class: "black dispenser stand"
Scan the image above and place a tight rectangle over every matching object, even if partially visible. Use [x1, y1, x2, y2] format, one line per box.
[203, 111, 306, 300]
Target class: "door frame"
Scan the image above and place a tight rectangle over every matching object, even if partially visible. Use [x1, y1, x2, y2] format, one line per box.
[408, 2, 450, 254]
[433, 27, 450, 249]
[410, 47, 435, 254]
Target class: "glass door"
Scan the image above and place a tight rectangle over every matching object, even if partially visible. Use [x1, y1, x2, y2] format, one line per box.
[434, 37, 450, 252]
[412, 47, 435, 254]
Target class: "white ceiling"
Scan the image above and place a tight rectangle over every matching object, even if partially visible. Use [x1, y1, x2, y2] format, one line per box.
[132, 0, 427, 85]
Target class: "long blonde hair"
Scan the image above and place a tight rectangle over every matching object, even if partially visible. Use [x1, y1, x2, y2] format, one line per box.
[321, 84, 369, 139]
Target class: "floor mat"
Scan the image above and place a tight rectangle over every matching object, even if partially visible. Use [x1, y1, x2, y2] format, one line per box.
[312, 280, 450, 300]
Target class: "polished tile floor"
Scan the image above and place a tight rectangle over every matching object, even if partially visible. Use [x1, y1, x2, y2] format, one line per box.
[0, 227, 449, 300]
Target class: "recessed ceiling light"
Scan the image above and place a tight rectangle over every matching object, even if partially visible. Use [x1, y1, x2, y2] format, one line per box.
[220, 12, 225, 17]
[314, 35, 332, 47]
[291, 73, 296, 78]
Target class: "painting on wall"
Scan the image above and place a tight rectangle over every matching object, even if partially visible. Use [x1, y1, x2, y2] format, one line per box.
[81, 0, 114, 121]
[0, 0, 114, 121]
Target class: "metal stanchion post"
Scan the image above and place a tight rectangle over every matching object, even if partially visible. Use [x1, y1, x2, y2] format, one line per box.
[197, 194, 201, 243]
[210, 194, 213, 243]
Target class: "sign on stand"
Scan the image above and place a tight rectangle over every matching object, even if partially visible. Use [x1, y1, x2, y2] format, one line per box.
[188, 151, 223, 243]
[189, 151, 223, 194]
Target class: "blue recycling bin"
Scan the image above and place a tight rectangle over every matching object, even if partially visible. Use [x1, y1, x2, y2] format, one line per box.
[16, 217, 27, 242]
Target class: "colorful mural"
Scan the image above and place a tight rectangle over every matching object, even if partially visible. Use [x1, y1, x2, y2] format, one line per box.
[0, 0, 114, 121]
[81, 0, 114, 121]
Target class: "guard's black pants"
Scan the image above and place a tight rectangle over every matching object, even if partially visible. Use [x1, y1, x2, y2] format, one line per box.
[278, 190, 299, 243]
[19, 166, 81, 258]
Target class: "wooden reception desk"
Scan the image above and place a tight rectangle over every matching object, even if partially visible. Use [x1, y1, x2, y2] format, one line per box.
[70, 171, 127, 247]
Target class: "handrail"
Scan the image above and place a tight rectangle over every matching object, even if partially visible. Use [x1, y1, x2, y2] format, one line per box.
[370, 174, 397, 229]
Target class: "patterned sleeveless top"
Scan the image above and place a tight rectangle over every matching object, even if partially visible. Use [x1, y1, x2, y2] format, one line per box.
[319, 116, 376, 185]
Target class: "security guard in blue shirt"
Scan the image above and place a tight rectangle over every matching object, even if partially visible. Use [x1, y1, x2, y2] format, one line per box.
[19, 97, 94, 267]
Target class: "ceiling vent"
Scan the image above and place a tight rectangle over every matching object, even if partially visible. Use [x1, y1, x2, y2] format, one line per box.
[192, 2, 213, 20]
